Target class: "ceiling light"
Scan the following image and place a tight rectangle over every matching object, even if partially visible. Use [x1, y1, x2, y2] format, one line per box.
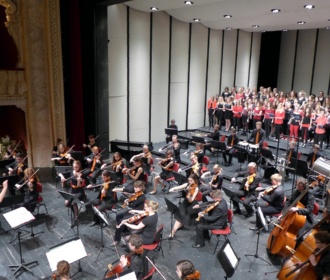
[297, 21, 306, 25]
[193, 18, 201, 22]
[326, 26, 330, 30]
[304, 4, 315, 9]
[225, 27, 232, 30]
[282, 29, 288, 32]
[261, 30, 266, 33]
[184, 1, 194, 5]
[271, 9, 281, 13]
[150, 7, 158, 11]
[252, 25, 260, 28]
[224, 15, 232, 19]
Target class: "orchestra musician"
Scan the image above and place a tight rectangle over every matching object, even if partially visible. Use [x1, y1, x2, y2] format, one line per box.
[309, 231, 330, 279]
[5, 153, 28, 195]
[205, 124, 221, 154]
[51, 144, 73, 166]
[101, 152, 124, 184]
[52, 260, 70, 280]
[231, 162, 261, 218]
[285, 141, 297, 177]
[120, 200, 158, 245]
[200, 164, 223, 198]
[150, 150, 174, 195]
[82, 134, 97, 155]
[179, 155, 200, 179]
[192, 189, 228, 248]
[59, 160, 87, 219]
[116, 234, 148, 280]
[247, 121, 265, 146]
[166, 119, 178, 143]
[169, 174, 199, 238]
[130, 145, 152, 175]
[84, 146, 103, 188]
[176, 260, 201, 280]
[192, 143, 204, 164]
[86, 170, 117, 227]
[14, 168, 40, 212]
[222, 128, 239, 166]
[115, 157, 145, 194]
[52, 138, 64, 156]
[172, 135, 181, 163]
[318, 206, 330, 232]
[250, 173, 284, 231]
[3, 144, 15, 159]
[307, 144, 321, 168]
[113, 180, 146, 245]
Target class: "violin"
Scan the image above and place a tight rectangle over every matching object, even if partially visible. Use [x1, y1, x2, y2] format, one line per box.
[258, 184, 278, 198]
[100, 180, 111, 201]
[186, 183, 198, 203]
[185, 271, 201, 280]
[309, 175, 325, 188]
[122, 191, 143, 208]
[196, 201, 219, 221]
[244, 173, 256, 191]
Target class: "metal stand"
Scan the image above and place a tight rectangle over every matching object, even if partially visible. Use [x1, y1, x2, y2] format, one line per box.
[60, 203, 83, 239]
[9, 230, 39, 277]
[95, 222, 114, 261]
[245, 228, 272, 272]
[70, 259, 95, 279]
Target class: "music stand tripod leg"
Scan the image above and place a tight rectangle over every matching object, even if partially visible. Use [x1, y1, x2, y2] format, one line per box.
[95, 223, 114, 261]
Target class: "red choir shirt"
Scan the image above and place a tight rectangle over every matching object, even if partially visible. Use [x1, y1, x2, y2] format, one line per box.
[264, 109, 275, 120]
[315, 116, 327, 134]
[253, 108, 263, 120]
[274, 111, 285, 124]
[233, 105, 243, 118]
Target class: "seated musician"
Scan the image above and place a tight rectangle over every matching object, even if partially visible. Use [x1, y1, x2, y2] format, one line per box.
[116, 234, 148, 280]
[51, 260, 70, 280]
[192, 143, 204, 164]
[150, 150, 174, 194]
[115, 157, 145, 194]
[5, 153, 28, 195]
[280, 177, 315, 246]
[4, 144, 15, 159]
[176, 260, 201, 280]
[101, 152, 124, 185]
[200, 164, 223, 198]
[51, 144, 73, 166]
[169, 174, 199, 238]
[84, 146, 103, 188]
[130, 145, 152, 175]
[223, 128, 239, 166]
[172, 135, 181, 163]
[86, 170, 117, 227]
[52, 138, 64, 156]
[250, 173, 284, 231]
[0, 180, 9, 203]
[247, 121, 265, 146]
[113, 180, 146, 245]
[119, 200, 158, 245]
[231, 162, 261, 218]
[59, 160, 87, 219]
[192, 189, 228, 248]
[318, 206, 330, 232]
[309, 231, 330, 279]
[205, 124, 221, 154]
[15, 168, 40, 212]
[166, 119, 178, 143]
[179, 155, 200, 179]
[83, 134, 97, 155]
[307, 144, 321, 168]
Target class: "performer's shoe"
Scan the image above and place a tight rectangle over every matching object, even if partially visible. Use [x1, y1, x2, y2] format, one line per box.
[233, 209, 241, 214]
[148, 191, 157, 195]
[245, 212, 254, 218]
[192, 243, 205, 248]
[249, 227, 260, 231]
[89, 221, 99, 227]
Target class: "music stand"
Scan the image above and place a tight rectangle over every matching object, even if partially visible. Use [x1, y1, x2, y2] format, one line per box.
[105, 268, 137, 280]
[70, 151, 84, 164]
[46, 237, 93, 279]
[260, 148, 274, 161]
[192, 136, 206, 144]
[217, 240, 240, 279]
[92, 206, 115, 261]
[58, 190, 84, 239]
[172, 172, 188, 186]
[3, 207, 39, 278]
[165, 128, 178, 137]
[55, 166, 73, 188]
[163, 197, 183, 252]
[211, 141, 226, 163]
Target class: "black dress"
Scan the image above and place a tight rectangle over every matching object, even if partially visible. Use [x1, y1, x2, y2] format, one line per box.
[141, 213, 158, 244]
[178, 186, 199, 226]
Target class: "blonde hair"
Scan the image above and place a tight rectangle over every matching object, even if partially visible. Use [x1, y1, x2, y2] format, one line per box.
[146, 200, 159, 212]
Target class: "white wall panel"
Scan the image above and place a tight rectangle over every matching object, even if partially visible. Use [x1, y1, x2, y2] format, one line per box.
[293, 30, 316, 93]
[312, 29, 330, 94]
[277, 31, 297, 92]
[207, 29, 222, 97]
[235, 30, 251, 88]
[108, 4, 127, 141]
[188, 24, 208, 129]
[151, 12, 170, 142]
[221, 30, 237, 89]
[249, 32, 261, 89]
[129, 9, 150, 141]
[170, 18, 189, 130]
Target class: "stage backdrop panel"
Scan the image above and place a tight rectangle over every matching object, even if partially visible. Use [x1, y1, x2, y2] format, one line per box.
[249, 32, 261, 89]
[235, 30, 252, 89]
[221, 30, 237, 90]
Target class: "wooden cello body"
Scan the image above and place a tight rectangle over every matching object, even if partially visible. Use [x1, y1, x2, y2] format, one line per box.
[267, 201, 306, 258]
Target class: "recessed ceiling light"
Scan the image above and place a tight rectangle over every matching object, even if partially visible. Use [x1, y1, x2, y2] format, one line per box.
[252, 25, 260, 28]
[282, 29, 288, 32]
[224, 15, 232, 19]
[271, 9, 281, 13]
[225, 27, 232, 30]
[184, 1, 194, 5]
[193, 18, 201, 22]
[304, 4, 315, 9]
[150, 7, 158, 11]
[297, 21, 306, 25]
[261, 30, 266, 33]
[326, 26, 330, 30]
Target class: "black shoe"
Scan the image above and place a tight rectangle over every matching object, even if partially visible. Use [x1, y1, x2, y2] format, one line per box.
[233, 209, 241, 214]
[245, 212, 254, 218]
[89, 221, 99, 227]
[192, 243, 205, 248]
[224, 162, 229, 166]
[249, 227, 260, 231]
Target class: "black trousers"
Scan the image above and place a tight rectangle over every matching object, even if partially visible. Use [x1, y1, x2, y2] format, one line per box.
[232, 190, 257, 214]
[223, 148, 235, 164]
[255, 200, 281, 229]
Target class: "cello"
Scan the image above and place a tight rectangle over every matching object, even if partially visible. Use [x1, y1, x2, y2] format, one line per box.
[267, 187, 310, 258]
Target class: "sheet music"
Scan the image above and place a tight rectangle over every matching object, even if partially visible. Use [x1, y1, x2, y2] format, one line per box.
[46, 239, 87, 271]
[224, 243, 238, 269]
[3, 207, 35, 228]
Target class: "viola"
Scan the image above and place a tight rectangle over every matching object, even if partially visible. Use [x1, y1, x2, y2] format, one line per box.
[100, 181, 111, 201]
[185, 271, 201, 280]
[122, 191, 143, 208]
[244, 173, 256, 191]
[186, 183, 198, 203]
[196, 201, 219, 221]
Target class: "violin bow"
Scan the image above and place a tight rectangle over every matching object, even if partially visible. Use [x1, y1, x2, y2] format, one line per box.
[12, 155, 28, 172]
[63, 168, 88, 182]
[9, 140, 21, 157]
[18, 169, 40, 189]
[145, 256, 167, 280]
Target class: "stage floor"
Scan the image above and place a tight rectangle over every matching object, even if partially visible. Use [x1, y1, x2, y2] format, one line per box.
[0, 139, 325, 279]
